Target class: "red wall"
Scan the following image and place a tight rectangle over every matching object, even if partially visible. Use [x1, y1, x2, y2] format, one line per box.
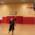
[23, 17, 34, 24]
[16, 16, 23, 24]
[0, 16, 35, 24]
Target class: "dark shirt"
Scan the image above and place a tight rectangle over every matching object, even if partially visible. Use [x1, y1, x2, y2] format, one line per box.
[10, 20, 14, 26]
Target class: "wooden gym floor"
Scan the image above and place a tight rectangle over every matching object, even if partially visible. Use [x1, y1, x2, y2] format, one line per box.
[0, 23, 35, 35]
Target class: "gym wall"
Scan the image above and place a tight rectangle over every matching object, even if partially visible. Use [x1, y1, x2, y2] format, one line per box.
[0, 3, 35, 24]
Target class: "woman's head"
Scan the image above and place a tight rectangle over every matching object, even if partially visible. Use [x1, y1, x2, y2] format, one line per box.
[10, 18, 13, 21]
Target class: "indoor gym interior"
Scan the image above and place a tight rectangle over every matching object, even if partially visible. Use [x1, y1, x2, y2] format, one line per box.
[0, 0, 35, 35]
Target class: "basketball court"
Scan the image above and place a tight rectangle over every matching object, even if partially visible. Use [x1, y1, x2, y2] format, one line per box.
[0, 0, 35, 35]
[0, 4, 35, 35]
[0, 24, 35, 35]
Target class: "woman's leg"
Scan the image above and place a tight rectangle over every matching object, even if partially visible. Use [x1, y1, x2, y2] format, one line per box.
[12, 30, 14, 35]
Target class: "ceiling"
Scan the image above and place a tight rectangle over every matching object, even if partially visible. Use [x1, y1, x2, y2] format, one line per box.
[0, 0, 34, 4]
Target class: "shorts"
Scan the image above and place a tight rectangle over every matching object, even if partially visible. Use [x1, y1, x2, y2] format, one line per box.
[9, 25, 14, 32]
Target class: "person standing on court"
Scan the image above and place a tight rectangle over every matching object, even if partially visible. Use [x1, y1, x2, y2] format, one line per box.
[8, 17, 16, 35]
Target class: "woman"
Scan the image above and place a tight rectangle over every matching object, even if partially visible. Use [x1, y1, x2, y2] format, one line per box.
[8, 18, 16, 35]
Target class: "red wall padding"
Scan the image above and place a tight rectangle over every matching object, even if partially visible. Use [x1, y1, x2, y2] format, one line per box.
[2, 16, 14, 23]
[0, 16, 35, 24]
[33, 17, 35, 24]
[2, 17, 8, 23]
[16, 16, 23, 24]
[23, 17, 33, 24]
[0, 20, 3, 24]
